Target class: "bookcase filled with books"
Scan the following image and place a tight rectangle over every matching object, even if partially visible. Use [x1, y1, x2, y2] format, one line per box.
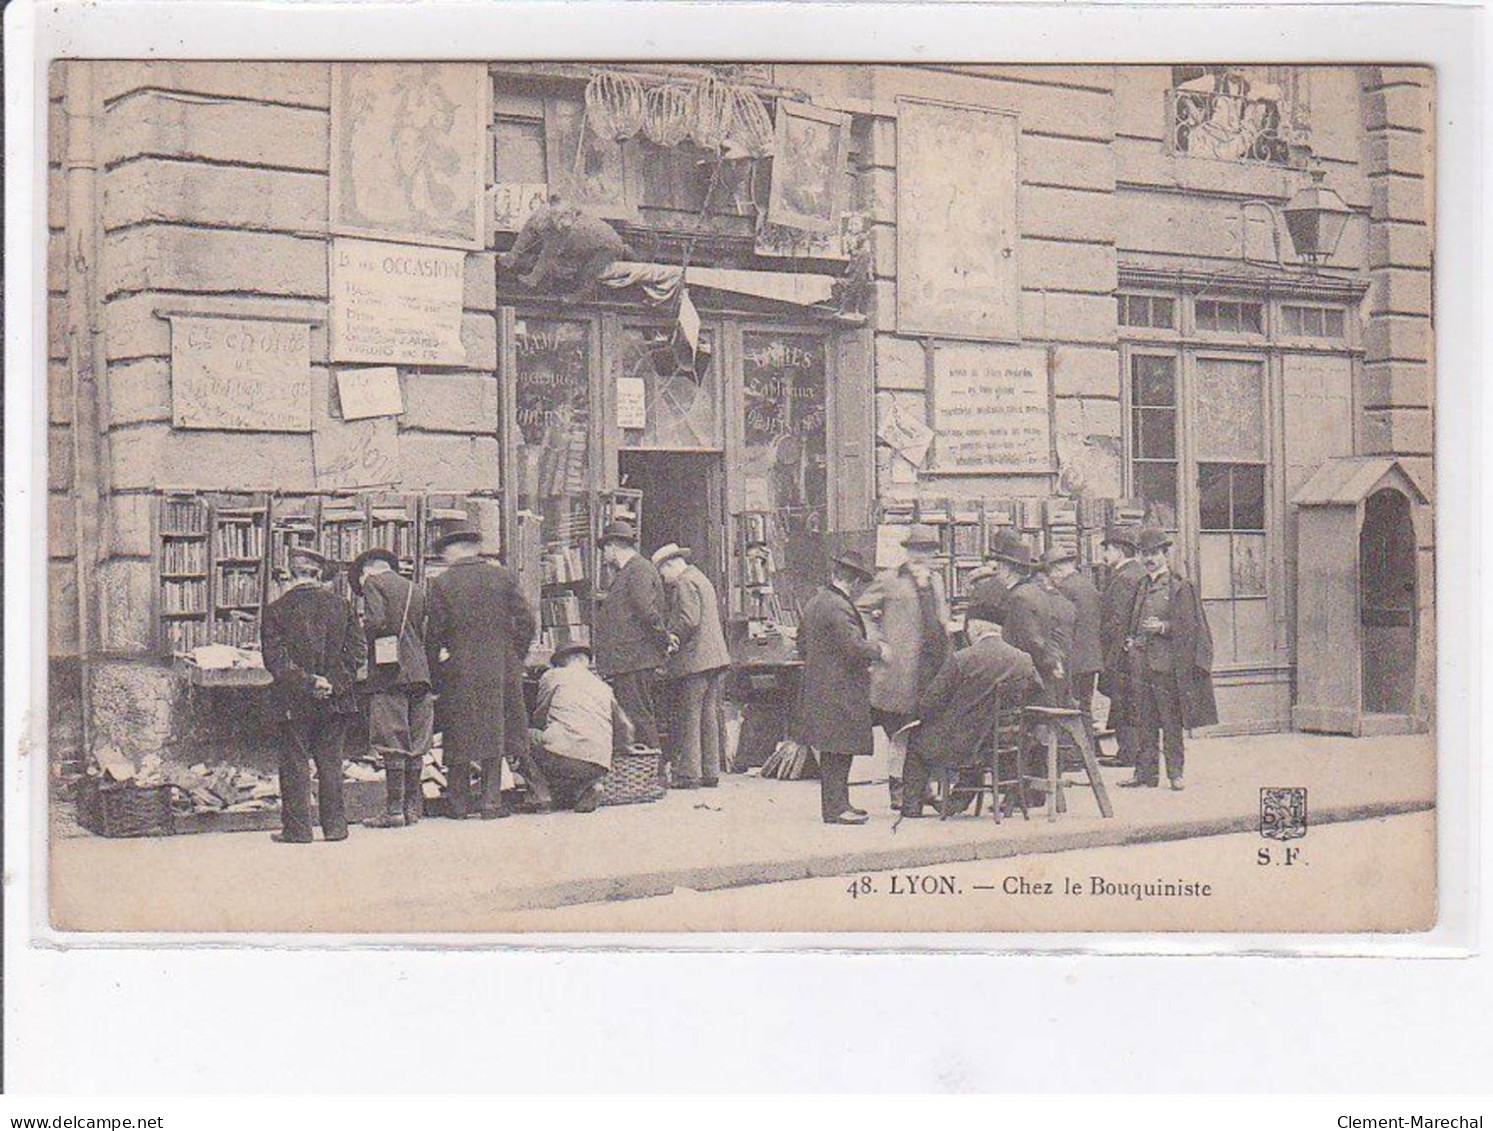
[208, 492, 269, 648]
[530, 488, 643, 665]
[158, 493, 211, 655]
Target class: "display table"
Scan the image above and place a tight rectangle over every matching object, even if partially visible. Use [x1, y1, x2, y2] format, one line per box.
[726, 659, 802, 772]
[173, 656, 273, 688]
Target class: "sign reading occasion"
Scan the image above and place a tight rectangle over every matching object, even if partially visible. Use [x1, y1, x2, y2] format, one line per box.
[330, 238, 466, 366]
[930, 344, 1052, 473]
[169, 315, 311, 433]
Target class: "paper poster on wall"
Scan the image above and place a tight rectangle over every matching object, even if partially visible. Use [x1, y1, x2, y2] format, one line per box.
[330, 238, 466, 366]
[336, 367, 404, 421]
[615, 376, 647, 429]
[330, 63, 488, 249]
[766, 101, 849, 234]
[896, 99, 1020, 340]
[168, 315, 312, 433]
[929, 344, 1052, 474]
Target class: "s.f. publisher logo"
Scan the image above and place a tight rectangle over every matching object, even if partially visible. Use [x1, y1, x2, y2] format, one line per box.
[1260, 787, 1308, 841]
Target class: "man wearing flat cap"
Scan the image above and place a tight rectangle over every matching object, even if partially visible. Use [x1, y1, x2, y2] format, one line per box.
[899, 591, 1038, 819]
[654, 544, 730, 789]
[856, 523, 951, 810]
[1098, 524, 1145, 767]
[796, 548, 888, 825]
[527, 642, 634, 814]
[969, 530, 1065, 694]
[594, 521, 673, 752]
[350, 548, 431, 828]
[262, 547, 365, 843]
[1121, 527, 1218, 790]
[424, 526, 537, 819]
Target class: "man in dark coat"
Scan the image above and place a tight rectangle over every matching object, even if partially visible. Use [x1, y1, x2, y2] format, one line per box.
[593, 521, 673, 751]
[351, 548, 431, 829]
[795, 548, 886, 825]
[1047, 546, 1104, 736]
[261, 548, 366, 844]
[1098, 524, 1146, 767]
[969, 531, 1064, 693]
[425, 527, 537, 819]
[899, 593, 1039, 818]
[1121, 527, 1218, 791]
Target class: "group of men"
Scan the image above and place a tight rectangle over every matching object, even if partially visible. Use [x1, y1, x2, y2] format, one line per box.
[794, 521, 1217, 825]
[259, 517, 729, 843]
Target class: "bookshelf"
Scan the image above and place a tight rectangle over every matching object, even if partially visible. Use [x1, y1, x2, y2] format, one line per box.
[367, 493, 419, 578]
[529, 489, 643, 664]
[319, 495, 367, 600]
[158, 494, 211, 655]
[208, 493, 268, 648]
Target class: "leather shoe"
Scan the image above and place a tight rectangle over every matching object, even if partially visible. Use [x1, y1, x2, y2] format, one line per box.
[1119, 777, 1158, 789]
[1169, 777, 1185, 791]
[363, 812, 407, 829]
[701, 778, 720, 789]
[573, 782, 605, 814]
[270, 831, 312, 844]
[323, 830, 349, 842]
[823, 810, 869, 825]
[479, 806, 511, 820]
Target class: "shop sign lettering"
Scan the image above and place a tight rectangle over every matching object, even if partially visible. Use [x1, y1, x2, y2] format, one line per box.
[169, 315, 312, 433]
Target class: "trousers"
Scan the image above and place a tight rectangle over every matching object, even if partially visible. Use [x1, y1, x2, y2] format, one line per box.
[670, 669, 725, 784]
[818, 751, 854, 821]
[279, 713, 351, 842]
[1135, 671, 1186, 784]
[527, 740, 609, 809]
[1071, 671, 1098, 739]
[610, 669, 660, 749]
[444, 741, 504, 817]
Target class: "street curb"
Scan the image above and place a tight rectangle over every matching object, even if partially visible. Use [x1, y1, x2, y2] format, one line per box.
[498, 796, 1437, 911]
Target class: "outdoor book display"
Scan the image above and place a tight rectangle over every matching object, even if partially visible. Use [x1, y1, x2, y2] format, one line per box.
[531, 487, 644, 666]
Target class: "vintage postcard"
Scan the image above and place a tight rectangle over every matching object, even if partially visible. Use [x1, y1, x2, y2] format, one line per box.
[42, 59, 1437, 935]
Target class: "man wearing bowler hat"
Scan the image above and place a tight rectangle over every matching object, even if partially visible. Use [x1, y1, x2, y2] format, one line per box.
[527, 642, 634, 814]
[796, 547, 887, 825]
[1098, 523, 1145, 767]
[653, 543, 730, 789]
[594, 520, 673, 752]
[261, 547, 365, 843]
[1121, 527, 1218, 790]
[424, 525, 537, 819]
[856, 523, 952, 810]
[970, 530, 1065, 693]
[349, 547, 431, 829]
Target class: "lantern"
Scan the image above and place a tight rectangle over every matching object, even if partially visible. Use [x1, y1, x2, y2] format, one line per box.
[1282, 167, 1354, 267]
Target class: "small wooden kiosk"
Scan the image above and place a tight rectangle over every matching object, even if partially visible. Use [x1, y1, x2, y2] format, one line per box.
[1291, 457, 1429, 736]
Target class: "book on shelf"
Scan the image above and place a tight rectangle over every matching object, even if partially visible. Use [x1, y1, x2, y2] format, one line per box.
[162, 497, 207, 534]
[216, 567, 263, 608]
[164, 619, 212, 654]
[740, 513, 769, 546]
[161, 539, 208, 574]
[213, 517, 265, 560]
[161, 578, 208, 614]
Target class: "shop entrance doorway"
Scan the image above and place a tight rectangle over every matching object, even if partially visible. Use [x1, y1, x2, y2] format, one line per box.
[618, 450, 726, 595]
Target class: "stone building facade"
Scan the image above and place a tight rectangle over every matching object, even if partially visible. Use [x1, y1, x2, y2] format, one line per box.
[46, 61, 1435, 773]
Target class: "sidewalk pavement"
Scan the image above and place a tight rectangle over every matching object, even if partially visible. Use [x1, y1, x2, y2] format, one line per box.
[48, 731, 1435, 933]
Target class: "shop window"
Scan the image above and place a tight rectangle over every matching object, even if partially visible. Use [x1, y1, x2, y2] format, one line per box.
[494, 117, 547, 184]
[1128, 353, 1179, 530]
[616, 324, 722, 449]
[1280, 304, 1346, 339]
[514, 319, 592, 541]
[1118, 293, 1176, 330]
[1195, 299, 1263, 334]
[638, 140, 755, 218]
[1194, 357, 1271, 665]
[741, 331, 828, 614]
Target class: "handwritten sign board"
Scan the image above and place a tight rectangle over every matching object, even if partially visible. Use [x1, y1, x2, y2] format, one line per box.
[929, 344, 1052, 474]
[330, 238, 466, 366]
[169, 315, 311, 432]
[313, 414, 399, 489]
[896, 99, 1020, 340]
[615, 376, 647, 430]
[336, 367, 404, 420]
[330, 63, 487, 249]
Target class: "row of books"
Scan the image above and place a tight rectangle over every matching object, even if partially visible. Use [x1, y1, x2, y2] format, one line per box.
[541, 544, 588, 585]
[161, 579, 209, 614]
[211, 618, 261, 648]
[540, 593, 586, 628]
[216, 568, 263, 608]
[369, 520, 417, 559]
[322, 521, 369, 562]
[161, 498, 208, 535]
[163, 619, 212, 654]
[161, 540, 208, 575]
[214, 518, 266, 561]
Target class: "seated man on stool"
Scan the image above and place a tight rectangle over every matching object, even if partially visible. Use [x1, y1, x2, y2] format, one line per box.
[900, 593, 1038, 818]
[526, 641, 635, 813]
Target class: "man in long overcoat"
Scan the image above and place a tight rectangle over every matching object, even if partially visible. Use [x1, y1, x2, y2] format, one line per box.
[654, 544, 731, 789]
[796, 548, 885, 825]
[593, 520, 673, 751]
[425, 527, 537, 819]
[351, 548, 432, 828]
[1120, 527, 1218, 790]
[856, 523, 951, 810]
[969, 531, 1064, 694]
[1098, 524, 1146, 766]
[1047, 546, 1104, 734]
[262, 548, 366, 844]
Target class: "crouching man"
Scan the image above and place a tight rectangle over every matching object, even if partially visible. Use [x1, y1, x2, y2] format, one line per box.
[527, 642, 635, 813]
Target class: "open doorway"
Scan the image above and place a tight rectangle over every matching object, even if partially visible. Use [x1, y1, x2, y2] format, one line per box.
[1359, 487, 1417, 715]
[618, 450, 726, 595]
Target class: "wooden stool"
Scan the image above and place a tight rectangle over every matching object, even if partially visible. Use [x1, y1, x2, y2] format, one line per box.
[1021, 705, 1114, 823]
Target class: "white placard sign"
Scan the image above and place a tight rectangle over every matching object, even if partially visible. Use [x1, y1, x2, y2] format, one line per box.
[616, 376, 647, 429]
[169, 315, 312, 432]
[330, 238, 466, 366]
[336, 367, 404, 420]
[930, 344, 1052, 473]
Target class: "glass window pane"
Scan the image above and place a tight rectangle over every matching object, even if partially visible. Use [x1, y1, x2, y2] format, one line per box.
[1117, 295, 1130, 325]
[1132, 354, 1176, 406]
[1198, 462, 1231, 530]
[1221, 303, 1239, 332]
[494, 118, 547, 183]
[1194, 357, 1265, 460]
[1198, 532, 1233, 598]
[1231, 464, 1266, 530]
[617, 325, 721, 449]
[1232, 597, 1274, 663]
[1138, 408, 1177, 459]
[1281, 306, 1298, 335]
[1196, 301, 1217, 331]
[1203, 599, 1236, 665]
[1152, 297, 1175, 328]
[1240, 303, 1263, 333]
[514, 319, 592, 542]
[1325, 308, 1345, 338]
[1231, 533, 1268, 596]
[1135, 463, 1178, 528]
